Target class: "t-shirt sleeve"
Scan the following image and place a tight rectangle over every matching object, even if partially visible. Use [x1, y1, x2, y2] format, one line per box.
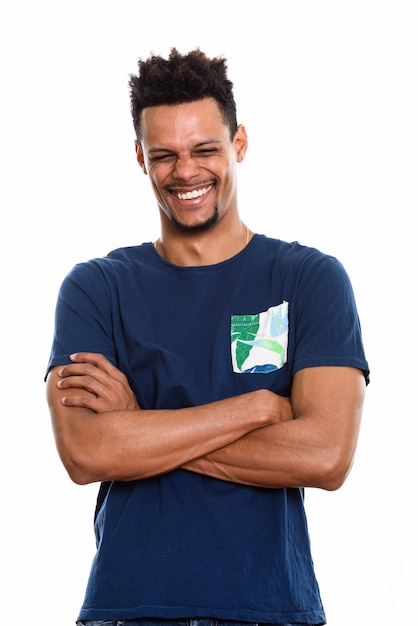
[45, 260, 117, 378]
[292, 254, 369, 384]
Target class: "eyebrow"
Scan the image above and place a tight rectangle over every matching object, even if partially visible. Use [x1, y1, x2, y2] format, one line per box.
[147, 139, 222, 155]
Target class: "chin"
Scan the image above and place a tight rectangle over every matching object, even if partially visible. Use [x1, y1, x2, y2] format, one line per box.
[171, 207, 219, 233]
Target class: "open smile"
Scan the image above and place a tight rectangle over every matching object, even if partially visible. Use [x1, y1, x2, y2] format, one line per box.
[169, 184, 214, 201]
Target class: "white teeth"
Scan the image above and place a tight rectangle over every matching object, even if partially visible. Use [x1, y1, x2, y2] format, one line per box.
[176, 186, 211, 200]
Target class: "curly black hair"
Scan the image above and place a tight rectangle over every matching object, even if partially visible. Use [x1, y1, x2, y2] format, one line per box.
[129, 48, 237, 141]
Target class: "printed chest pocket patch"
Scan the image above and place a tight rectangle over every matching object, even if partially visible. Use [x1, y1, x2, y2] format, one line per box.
[231, 301, 289, 373]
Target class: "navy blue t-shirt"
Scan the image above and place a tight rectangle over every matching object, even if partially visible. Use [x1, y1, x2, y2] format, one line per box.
[47, 235, 369, 624]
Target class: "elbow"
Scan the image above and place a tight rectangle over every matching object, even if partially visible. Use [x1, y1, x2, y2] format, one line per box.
[320, 470, 348, 492]
[61, 458, 97, 486]
[314, 448, 355, 492]
[52, 423, 114, 485]
[56, 440, 149, 485]
[66, 464, 97, 486]
[56, 443, 102, 486]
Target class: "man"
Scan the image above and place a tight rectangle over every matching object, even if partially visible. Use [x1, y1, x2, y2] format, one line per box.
[46, 48, 369, 626]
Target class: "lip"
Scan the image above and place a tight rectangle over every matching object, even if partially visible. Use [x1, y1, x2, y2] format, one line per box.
[168, 182, 215, 203]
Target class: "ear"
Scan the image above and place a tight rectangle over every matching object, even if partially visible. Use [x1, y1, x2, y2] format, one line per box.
[135, 141, 148, 174]
[234, 124, 248, 163]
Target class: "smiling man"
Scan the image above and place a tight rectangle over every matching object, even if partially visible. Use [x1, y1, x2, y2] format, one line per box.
[136, 96, 249, 265]
[46, 48, 369, 626]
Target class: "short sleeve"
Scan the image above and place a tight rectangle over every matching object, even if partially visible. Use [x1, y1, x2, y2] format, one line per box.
[45, 261, 117, 378]
[292, 255, 369, 384]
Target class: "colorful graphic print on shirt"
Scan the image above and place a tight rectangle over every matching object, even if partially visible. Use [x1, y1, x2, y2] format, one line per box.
[231, 301, 289, 373]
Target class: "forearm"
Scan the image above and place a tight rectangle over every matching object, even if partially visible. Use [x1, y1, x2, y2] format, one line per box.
[67, 399, 267, 484]
[49, 355, 365, 490]
[48, 365, 280, 484]
[181, 418, 335, 489]
[182, 367, 366, 491]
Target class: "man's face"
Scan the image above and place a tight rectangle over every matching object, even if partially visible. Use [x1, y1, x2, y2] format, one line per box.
[136, 97, 247, 233]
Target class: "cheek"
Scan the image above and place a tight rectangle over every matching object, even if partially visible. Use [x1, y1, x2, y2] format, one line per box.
[148, 169, 164, 191]
[151, 178, 165, 199]
[149, 175, 172, 209]
[221, 163, 236, 190]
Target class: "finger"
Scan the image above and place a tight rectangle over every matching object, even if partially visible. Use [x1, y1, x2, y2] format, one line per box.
[57, 374, 102, 397]
[58, 355, 140, 411]
[58, 362, 111, 385]
[67, 354, 131, 389]
[57, 362, 96, 378]
[70, 352, 118, 375]
[61, 393, 101, 411]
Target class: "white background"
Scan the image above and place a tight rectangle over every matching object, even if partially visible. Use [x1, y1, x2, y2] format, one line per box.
[1, 1, 417, 624]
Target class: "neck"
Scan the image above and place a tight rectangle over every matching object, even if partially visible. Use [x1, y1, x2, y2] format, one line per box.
[154, 222, 252, 266]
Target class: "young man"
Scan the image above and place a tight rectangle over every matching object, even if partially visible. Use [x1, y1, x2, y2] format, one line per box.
[46, 48, 369, 626]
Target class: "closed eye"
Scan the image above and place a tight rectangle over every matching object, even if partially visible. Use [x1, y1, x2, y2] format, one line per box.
[149, 153, 176, 163]
[194, 148, 218, 156]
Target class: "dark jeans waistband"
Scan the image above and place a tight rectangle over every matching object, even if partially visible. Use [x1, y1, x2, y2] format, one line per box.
[77, 618, 318, 626]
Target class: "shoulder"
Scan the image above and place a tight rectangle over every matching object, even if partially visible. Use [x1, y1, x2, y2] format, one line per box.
[253, 233, 330, 259]
[64, 243, 154, 283]
[253, 234, 346, 278]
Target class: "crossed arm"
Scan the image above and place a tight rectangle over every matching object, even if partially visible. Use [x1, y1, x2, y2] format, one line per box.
[46, 352, 366, 490]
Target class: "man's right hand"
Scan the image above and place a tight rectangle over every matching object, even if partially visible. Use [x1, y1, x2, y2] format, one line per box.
[56, 352, 140, 413]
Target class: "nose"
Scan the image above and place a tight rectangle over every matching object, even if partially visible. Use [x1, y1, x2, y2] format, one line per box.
[172, 156, 199, 180]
